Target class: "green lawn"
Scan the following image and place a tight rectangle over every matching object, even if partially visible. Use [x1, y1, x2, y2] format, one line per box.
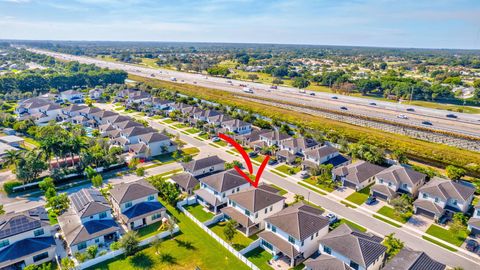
[344, 186, 371, 205]
[182, 147, 200, 156]
[199, 133, 210, 140]
[151, 115, 164, 120]
[151, 153, 176, 164]
[137, 221, 165, 240]
[185, 128, 201, 134]
[173, 123, 189, 129]
[275, 164, 301, 176]
[373, 214, 402, 228]
[302, 177, 335, 192]
[184, 204, 214, 222]
[87, 198, 250, 270]
[422, 235, 458, 252]
[425, 224, 467, 247]
[298, 181, 327, 195]
[376, 206, 410, 224]
[340, 200, 358, 209]
[331, 219, 367, 232]
[244, 247, 273, 270]
[208, 221, 257, 251]
[162, 118, 174, 124]
[214, 140, 228, 147]
[269, 184, 288, 195]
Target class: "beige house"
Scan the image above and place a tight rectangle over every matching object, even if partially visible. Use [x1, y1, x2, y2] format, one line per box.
[110, 180, 166, 230]
[0, 207, 56, 269]
[370, 165, 426, 201]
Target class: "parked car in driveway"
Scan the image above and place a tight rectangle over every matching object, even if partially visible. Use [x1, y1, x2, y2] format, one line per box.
[248, 151, 258, 158]
[300, 171, 310, 179]
[268, 159, 278, 166]
[366, 196, 377, 205]
[212, 136, 220, 142]
[466, 239, 478, 252]
[326, 213, 337, 224]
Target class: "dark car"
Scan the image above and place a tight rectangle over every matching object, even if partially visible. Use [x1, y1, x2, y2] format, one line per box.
[331, 96, 338, 99]
[268, 159, 278, 165]
[340, 106, 348, 110]
[309, 92, 316, 96]
[406, 108, 415, 112]
[422, 121, 433, 126]
[446, 114, 458, 118]
[366, 196, 377, 205]
[466, 239, 478, 252]
[369, 102, 377, 106]
[248, 151, 258, 158]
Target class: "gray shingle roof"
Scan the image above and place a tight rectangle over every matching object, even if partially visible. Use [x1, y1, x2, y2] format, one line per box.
[304, 145, 339, 160]
[333, 160, 385, 185]
[170, 173, 199, 191]
[121, 126, 155, 137]
[375, 165, 426, 186]
[319, 224, 386, 269]
[200, 169, 250, 192]
[181, 156, 226, 173]
[110, 179, 158, 204]
[140, 132, 170, 143]
[227, 187, 285, 212]
[281, 137, 318, 150]
[304, 254, 350, 270]
[383, 248, 446, 270]
[265, 202, 328, 241]
[259, 130, 291, 141]
[418, 177, 475, 203]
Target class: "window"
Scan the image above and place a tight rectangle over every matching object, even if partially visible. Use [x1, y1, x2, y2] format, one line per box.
[402, 183, 407, 188]
[255, 213, 258, 218]
[269, 206, 273, 211]
[452, 200, 458, 205]
[236, 187, 240, 192]
[78, 242, 87, 250]
[311, 235, 314, 240]
[33, 252, 49, 262]
[232, 201, 236, 207]
[388, 182, 392, 187]
[301, 241, 304, 247]
[423, 193, 428, 199]
[349, 261, 359, 270]
[34, 228, 44, 237]
[477, 209, 480, 216]
[0, 240, 9, 248]
[267, 223, 270, 229]
[262, 239, 273, 250]
[245, 209, 250, 216]
[264, 208, 268, 214]
[148, 195, 155, 201]
[152, 213, 162, 220]
[316, 232, 318, 237]
[379, 179, 384, 184]
[272, 225, 276, 232]
[99, 212, 107, 219]
[288, 236, 295, 244]
[95, 238, 100, 243]
[435, 197, 439, 203]
[125, 202, 132, 208]
[323, 246, 331, 254]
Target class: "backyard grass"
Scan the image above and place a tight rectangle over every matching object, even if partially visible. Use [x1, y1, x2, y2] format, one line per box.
[376, 206, 410, 224]
[344, 186, 371, 205]
[275, 164, 301, 176]
[302, 177, 335, 192]
[244, 247, 273, 270]
[87, 198, 250, 270]
[422, 235, 458, 252]
[331, 219, 367, 232]
[425, 224, 467, 247]
[184, 203, 214, 222]
[208, 221, 257, 251]
[137, 221, 165, 240]
[181, 147, 200, 156]
[185, 128, 201, 134]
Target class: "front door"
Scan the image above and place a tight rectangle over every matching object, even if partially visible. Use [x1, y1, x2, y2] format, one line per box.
[142, 218, 146, 226]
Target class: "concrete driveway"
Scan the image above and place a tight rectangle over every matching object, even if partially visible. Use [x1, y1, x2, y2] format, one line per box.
[407, 214, 434, 232]
[331, 186, 355, 199]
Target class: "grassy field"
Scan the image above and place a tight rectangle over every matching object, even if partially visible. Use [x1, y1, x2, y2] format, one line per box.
[376, 206, 411, 224]
[129, 75, 480, 177]
[425, 225, 467, 247]
[88, 199, 250, 270]
[137, 221, 165, 240]
[162, 118, 174, 124]
[184, 203, 215, 222]
[208, 221, 257, 251]
[244, 247, 273, 270]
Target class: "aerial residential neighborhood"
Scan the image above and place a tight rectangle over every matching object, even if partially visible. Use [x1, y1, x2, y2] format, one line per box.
[1, 1, 480, 270]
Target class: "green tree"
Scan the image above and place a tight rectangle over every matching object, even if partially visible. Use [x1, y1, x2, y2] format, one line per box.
[292, 77, 310, 89]
[86, 244, 98, 259]
[449, 213, 467, 235]
[383, 233, 404, 259]
[120, 230, 140, 256]
[0, 205, 5, 215]
[272, 78, 283, 85]
[24, 265, 38, 270]
[294, 194, 305, 203]
[15, 150, 47, 186]
[2, 149, 22, 167]
[390, 194, 413, 217]
[445, 165, 466, 181]
[247, 74, 259, 81]
[47, 193, 70, 216]
[391, 149, 408, 164]
[39, 177, 55, 192]
[223, 219, 237, 243]
[61, 257, 75, 270]
[91, 174, 103, 187]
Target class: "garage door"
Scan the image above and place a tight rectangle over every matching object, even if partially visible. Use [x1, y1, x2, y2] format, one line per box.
[343, 180, 357, 189]
[470, 227, 480, 236]
[415, 208, 436, 219]
[372, 191, 388, 201]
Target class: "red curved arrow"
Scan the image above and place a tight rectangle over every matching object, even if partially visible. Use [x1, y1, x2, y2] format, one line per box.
[218, 133, 253, 174]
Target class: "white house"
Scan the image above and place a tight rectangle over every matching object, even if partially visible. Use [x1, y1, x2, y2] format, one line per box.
[332, 160, 386, 191]
[301, 145, 350, 170]
[468, 201, 480, 235]
[181, 156, 226, 177]
[60, 90, 84, 103]
[370, 165, 426, 201]
[221, 119, 252, 135]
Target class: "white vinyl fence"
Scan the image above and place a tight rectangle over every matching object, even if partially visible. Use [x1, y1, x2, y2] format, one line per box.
[76, 227, 179, 270]
[177, 199, 260, 270]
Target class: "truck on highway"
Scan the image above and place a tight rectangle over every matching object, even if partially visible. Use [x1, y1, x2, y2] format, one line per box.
[243, 87, 254, 93]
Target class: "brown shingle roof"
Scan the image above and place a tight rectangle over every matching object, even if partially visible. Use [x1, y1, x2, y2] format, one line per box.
[227, 187, 285, 212]
[418, 177, 475, 203]
[333, 160, 385, 185]
[375, 165, 426, 186]
[110, 179, 158, 204]
[200, 169, 250, 192]
[170, 173, 199, 191]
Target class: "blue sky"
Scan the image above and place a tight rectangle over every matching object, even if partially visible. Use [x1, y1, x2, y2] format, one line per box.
[1, 0, 480, 49]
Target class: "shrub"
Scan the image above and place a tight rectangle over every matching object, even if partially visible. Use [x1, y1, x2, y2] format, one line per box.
[136, 167, 145, 176]
[3, 181, 22, 194]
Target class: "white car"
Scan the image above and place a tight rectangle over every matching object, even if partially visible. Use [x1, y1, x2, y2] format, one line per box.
[326, 213, 337, 224]
[397, 114, 408, 119]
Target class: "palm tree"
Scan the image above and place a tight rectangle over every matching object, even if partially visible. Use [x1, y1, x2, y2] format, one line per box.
[2, 149, 23, 167]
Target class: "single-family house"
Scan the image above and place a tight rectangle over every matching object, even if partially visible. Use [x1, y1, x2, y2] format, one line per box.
[221, 119, 251, 135]
[318, 224, 387, 270]
[110, 180, 166, 230]
[301, 145, 350, 170]
[0, 207, 56, 269]
[194, 169, 251, 213]
[221, 185, 286, 236]
[383, 247, 446, 270]
[169, 173, 200, 195]
[60, 90, 84, 103]
[181, 156, 226, 177]
[304, 254, 350, 270]
[89, 88, 104, 100]
[332, 160, 386, 191]
[414, 177, 475, 220]
[371, 165, 426, 201]
[258, 202, 329, 267]
[468, 201, 480, 235]
[258, 129, 291, 147]
[89, 110, 118, 124]
[276, 137, 318, 164]
[58, 189, 121, 254]
[129, 132, 177, 157]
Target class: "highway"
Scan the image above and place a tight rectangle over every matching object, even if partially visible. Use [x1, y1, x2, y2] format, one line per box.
[29, 48, 480, 139]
